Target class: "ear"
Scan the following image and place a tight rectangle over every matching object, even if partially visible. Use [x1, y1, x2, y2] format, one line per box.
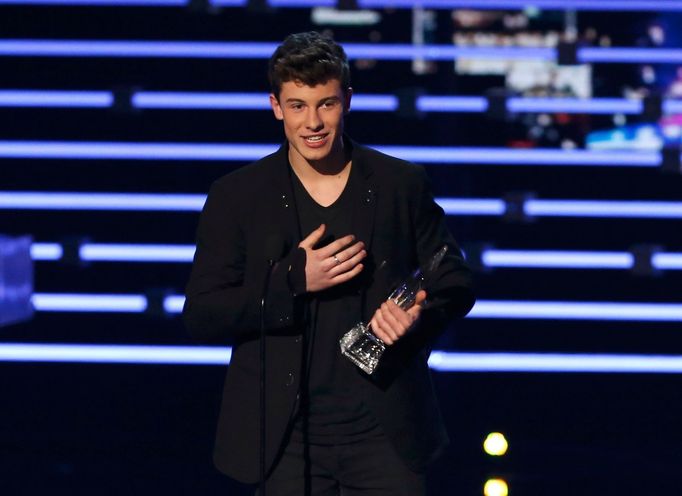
[270, 93, 284, 121]
[344, 87, 353, 115]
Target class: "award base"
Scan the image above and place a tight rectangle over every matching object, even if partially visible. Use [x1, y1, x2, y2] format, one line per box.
[339, 322, 386, 375]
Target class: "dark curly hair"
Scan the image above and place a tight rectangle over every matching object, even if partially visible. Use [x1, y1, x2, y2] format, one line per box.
[268, 31, 351, 99]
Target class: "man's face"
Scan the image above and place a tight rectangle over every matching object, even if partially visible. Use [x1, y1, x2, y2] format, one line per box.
[270, 79, 352, 168]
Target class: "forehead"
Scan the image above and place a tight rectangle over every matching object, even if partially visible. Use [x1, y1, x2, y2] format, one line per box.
[278, 79, 345, 101]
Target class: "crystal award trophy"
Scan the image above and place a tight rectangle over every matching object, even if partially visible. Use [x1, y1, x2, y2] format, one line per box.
[339, 245, 449, 374]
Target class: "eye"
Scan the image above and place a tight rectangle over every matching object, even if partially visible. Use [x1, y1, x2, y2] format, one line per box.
[290, 103, 304, 111]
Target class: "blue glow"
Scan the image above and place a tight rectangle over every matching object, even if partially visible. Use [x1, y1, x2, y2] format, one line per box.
[0, 0, 187, 4]
[0, 90, 113, 108]
[427, 352, 682, 373]
[373, 146, 660, 166]
[652, 253, 682, 270]
[507, 97, 642, 115]
[0, 40, 553, 61]
[31, 293, 148, 313]
[416, 96, 488, 113]
[469, 301, 682, 321]
[663, 100, 682, 114]
[1, 343, 682, 373]
[30, 243, 63, 261]
[436, 198, 506, 216]
[132, 92, 397, 111]
[79, 244, 195, 262]
[0, 141, 277, 160]
[164, 295, 186, 313]
[355, 0, 682, 11]
[0, 343, 232, 365]
[0, 192, 206, 211]
[132, 92, 271, 110]
[579, 47, 682, 64]
[482, 250, 634, 269]
[525, 200, 682, 218]
[0, 141, 662, 166]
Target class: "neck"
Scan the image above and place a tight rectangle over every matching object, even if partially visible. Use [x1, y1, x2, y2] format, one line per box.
[289, 141, 350, 180]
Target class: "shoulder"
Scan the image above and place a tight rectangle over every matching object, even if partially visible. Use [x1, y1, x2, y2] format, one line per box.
[211, 147, 285, 194]
[353, 141, 428, 185]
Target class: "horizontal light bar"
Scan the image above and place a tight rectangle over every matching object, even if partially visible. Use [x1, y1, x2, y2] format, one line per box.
[427, 352, 682, 373]
[31, 293, 148, 312]
[0, 192, 205, 211]
[374, 147, 660, 166]
[436, 198, 507, 216]
[507, 97, 643, 115]
[0, 0, 188, 4]
[416, 96, 488, 113]
[482, 250, 635, 269]
[30, 242, 63, 260]
[2, 40, 682, 65]
[652, 253, 682, 270]
[131, 91, 397, 111]
[6, 193, 682, 219]
[469, 301, 682, 321]
[0, 141, 662, 165]
[1, 90, 664, 115]
[579, 47, 682, 64]
[1, 0, 675, 10]
[79, 243, 195, 262]
[525, 200, 682, 218]
[0, 90, 113, 107]
[2, 343, 682, 373]
[0, 40, 556, 60]
[26, 294, 682, 321]
[0, 141, 278, 160]
[29, 243, 682, 271]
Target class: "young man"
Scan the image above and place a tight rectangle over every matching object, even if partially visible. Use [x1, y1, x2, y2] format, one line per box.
[183, 31, 475, 495]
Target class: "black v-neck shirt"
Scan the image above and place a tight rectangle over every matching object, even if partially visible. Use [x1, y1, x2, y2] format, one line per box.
[289, 162, 380, 445]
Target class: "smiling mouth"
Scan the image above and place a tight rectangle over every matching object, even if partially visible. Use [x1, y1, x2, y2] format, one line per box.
[304, 134, 328, 143]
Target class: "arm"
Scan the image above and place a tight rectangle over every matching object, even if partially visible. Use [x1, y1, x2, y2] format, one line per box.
[182, 180, 303, 344]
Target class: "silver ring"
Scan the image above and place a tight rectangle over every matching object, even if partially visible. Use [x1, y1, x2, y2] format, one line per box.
[333, 255, 341, 265]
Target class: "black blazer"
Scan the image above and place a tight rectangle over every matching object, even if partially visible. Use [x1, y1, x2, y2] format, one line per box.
[183, 138, 475, 484]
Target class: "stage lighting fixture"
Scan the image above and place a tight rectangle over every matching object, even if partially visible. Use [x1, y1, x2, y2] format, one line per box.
[484, 478, 509, 496]
[483, 432, 508, 456]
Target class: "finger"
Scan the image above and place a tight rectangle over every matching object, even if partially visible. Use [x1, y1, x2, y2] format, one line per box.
[370, 316, 394, 346]
[374, 307, 399, 343]
[328, 262, 364, 285]
[317, 234, 357, 258]
[328, 248, 367, 277]
[299, 224, 326, 249]
[383, 300, 412, 330]
[415, 290, 427, 306]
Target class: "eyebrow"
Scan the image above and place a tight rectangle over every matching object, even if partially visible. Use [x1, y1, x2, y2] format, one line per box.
[284, 96, 341, 104]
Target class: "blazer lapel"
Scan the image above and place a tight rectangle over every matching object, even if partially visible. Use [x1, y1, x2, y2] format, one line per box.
[350, 142, 378, 253]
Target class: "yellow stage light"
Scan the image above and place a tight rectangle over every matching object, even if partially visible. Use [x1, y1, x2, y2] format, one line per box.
[483, 432, 508, 456]
[484, 478, 509, 496]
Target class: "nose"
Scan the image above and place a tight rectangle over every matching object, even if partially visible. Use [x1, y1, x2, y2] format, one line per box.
[306, 108, 323, 131]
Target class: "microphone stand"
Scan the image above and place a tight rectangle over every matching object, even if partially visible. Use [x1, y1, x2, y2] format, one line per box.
[259, 257, 277, 496]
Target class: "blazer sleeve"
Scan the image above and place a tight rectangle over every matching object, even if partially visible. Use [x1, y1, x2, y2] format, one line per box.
[411, 165, 475, 334]
[182, 179, 305, 344]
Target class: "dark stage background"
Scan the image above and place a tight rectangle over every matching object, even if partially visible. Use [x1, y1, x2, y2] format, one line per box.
[1, 2, 681, 495]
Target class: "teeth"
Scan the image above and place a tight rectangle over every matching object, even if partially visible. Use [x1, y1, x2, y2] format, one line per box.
[306, 136, 324, 142]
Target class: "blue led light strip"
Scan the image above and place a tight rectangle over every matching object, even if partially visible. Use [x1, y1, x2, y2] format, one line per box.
[0, 0, 679, 10]
[1, 343, 681, 373]
[6, 193, 682, 219]
[0, 142, 661, 166]
[31, 243, 682, 270]
[0, 90, 113, 107]
[2, 40, 682, 64]
[28, 293, 682, 321]
[0, 91, 658, 114]
[0, 40, 554, 60]
[0, 0, 189, 4]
